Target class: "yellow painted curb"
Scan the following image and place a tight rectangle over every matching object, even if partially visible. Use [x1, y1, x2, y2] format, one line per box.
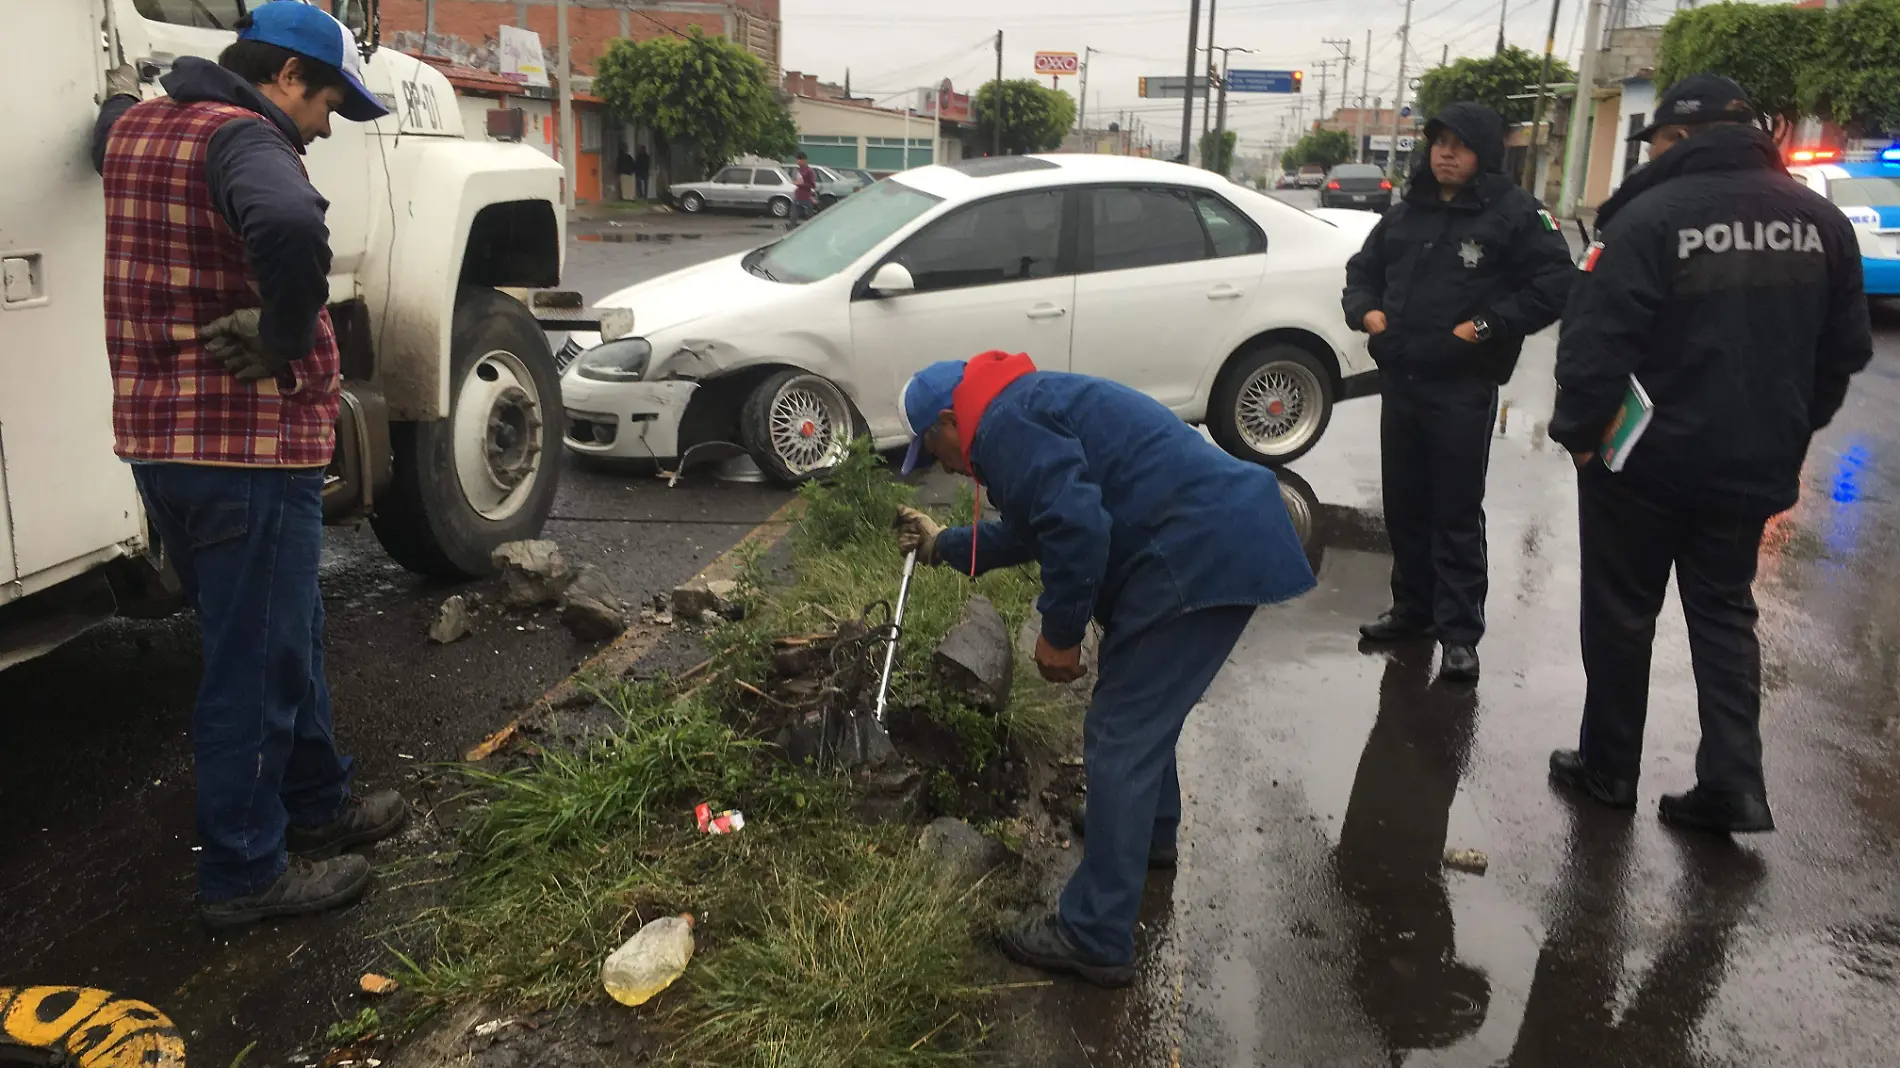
[0, 986, 186, 1067]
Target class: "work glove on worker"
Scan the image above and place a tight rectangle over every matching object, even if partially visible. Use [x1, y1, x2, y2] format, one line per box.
[891, 506, 943, 566]
[106, 63, 142, 101]
[201, 309, 292, 386]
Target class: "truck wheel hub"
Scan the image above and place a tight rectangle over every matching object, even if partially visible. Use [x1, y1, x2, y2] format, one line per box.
[454, 350, 545, 521]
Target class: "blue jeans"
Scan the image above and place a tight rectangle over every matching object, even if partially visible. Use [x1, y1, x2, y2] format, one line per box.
[1058, 605, 1256, 964]
[132, 463, 352, 901]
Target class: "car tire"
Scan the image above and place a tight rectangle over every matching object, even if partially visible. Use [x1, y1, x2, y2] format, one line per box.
[370, 287, 564, 577]
[1208, 342, 1334, 467]
[739, 370, 858, 485]
[768, 196, 792, 219]
[680, 191, 705, 213]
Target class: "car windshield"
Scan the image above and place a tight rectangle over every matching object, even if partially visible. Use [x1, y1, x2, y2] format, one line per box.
[747, 179, 942, 283]
[1831, 176, 1900, 208]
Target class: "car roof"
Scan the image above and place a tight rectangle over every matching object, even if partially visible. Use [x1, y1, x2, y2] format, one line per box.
[1835, 161, 1900, 178]
[892, 153, 1250, 200]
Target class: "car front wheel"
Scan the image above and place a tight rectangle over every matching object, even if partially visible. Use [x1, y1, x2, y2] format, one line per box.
[739, 370, 857, 485]
[768, 196, 792, 218]
[1208, 343, 1334, 467]
[680, 191, 705, 213]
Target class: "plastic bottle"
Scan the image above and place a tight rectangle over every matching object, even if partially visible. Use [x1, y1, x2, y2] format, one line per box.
[601, 913, 695, 1007]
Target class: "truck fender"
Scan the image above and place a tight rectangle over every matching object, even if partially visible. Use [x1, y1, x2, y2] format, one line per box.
[361, 140, 564, 420]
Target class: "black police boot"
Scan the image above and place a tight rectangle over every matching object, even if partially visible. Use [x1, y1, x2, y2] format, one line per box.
[1071, 803, 1176, 869]
[999, 911, 1137, 989]
[1439, 643, 1480, 682]
[1659, 786, 1775, 834]
[199, 855, 371, 932]
[287, 789, 409, 859]
[1547, 749, 1638, 809]
[1359, 611, 1433, 643]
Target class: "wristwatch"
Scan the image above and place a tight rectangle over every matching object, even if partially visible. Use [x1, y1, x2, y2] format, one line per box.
[1471, 316, 1494, 342]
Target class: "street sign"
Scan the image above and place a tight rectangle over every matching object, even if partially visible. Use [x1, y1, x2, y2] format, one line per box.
[1368, 135, 1418, 152]
[1139, 74, 1213, 99]
[1034, 51, 1080, 76]
[1225, 69, 1303, 94]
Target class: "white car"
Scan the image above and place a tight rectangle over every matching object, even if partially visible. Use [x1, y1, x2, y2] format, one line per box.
[1788, 154, 1900, 299]
[560, 154, 1379, 483]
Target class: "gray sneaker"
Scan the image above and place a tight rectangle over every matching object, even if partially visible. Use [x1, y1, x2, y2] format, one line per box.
[287, 789, 409, 859]
[199, 855, 371, 931]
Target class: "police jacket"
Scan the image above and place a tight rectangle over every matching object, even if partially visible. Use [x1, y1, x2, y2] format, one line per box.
[931, 365, 1316, 649]
[1550, 125, 1873, 517]
[1341, 102, 1576, 383]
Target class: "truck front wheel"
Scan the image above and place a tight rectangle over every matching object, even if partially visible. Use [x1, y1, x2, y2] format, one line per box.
[371, 288, 565, 577]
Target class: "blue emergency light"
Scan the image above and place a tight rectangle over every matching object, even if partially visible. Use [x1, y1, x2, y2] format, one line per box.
[1880, 145, 1900, 163]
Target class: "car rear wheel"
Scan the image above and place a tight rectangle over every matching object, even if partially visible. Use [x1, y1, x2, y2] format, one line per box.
[680, 191, 705, 213]
[768, 196, 792, 219]
[739, 370, 857, 485]
[1208, 343, 1334, 467]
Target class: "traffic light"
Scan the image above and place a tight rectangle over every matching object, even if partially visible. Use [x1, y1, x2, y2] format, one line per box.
[1292, 70, 1304, 93]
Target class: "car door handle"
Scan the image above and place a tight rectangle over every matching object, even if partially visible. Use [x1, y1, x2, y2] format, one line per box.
[1027, 305, 1068, 320]
[1207, 285, 1243, 300]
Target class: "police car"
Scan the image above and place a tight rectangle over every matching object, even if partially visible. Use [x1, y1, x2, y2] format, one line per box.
[1788, 146, 1900, 297]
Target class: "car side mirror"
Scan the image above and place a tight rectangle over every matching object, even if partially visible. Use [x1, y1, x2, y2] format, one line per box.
[867, 262, 915, 296]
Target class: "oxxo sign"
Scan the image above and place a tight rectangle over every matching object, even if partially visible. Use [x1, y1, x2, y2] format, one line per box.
[1034, 51, 1080, 77]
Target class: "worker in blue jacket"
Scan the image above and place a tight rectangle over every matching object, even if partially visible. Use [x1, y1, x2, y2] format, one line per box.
[891, 351, 1316, 987]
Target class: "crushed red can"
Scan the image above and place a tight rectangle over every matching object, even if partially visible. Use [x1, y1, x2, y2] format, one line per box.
[694, 802, 745, 835]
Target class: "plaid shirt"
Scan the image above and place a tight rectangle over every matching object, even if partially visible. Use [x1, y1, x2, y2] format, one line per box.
[102, 98, 339, 467]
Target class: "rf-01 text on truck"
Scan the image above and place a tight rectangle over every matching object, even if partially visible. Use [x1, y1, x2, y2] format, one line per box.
[0, 0, 572, 670]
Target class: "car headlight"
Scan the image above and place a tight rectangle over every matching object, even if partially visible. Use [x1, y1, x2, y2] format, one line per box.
[575, 337, 652, 382]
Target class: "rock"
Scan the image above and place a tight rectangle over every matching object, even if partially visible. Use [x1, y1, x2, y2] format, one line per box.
[492, 540, 572, 607]
[933, 596, 1013, 713]
[429, 595, 472, 644]
[1443, 848, 1489, 875]
[670, 577, 740, 619]
[917, 817, 1011, 887]
[561, 565, 627, 641]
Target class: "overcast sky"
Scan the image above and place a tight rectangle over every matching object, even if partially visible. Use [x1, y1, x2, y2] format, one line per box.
[781, 0, 1684, 153]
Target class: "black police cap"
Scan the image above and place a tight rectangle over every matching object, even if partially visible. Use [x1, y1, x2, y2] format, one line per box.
[1630, 74, 1760, 142]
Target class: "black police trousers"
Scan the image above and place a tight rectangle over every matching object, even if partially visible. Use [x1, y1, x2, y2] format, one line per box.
[1380, 375, 1498, 645]
[1576, 465, 1767, 796]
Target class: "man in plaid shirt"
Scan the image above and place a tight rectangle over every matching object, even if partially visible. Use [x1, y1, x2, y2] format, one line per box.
[94, 3, 406, 930]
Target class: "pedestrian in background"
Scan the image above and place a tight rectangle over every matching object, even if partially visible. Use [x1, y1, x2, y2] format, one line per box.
[616, 145, 637, 201]
[93, 3, 407, 928]
[1547, 75, 1872, 833]
[792, 149, 817, 226]
[890, 352, 1315, 987]
[1342, 101, 1575, 682]
[633, 143, 652, 200]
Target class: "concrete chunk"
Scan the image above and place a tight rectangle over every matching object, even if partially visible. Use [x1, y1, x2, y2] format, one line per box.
[428, 595, 472, 644]
[561, 565, 627, 641]
[933, 596, 1013, 713]
[492, 540, 572, 607]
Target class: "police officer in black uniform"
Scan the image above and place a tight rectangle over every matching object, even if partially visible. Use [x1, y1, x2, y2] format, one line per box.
[1343, 102, 1575, 681]
[1547, 75, 1873, 833]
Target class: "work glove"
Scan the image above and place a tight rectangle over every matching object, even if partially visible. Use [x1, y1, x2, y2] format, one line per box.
[891, 506, 943, 566]
[201, 309, 291, 385]
[106, 63, 141, 101]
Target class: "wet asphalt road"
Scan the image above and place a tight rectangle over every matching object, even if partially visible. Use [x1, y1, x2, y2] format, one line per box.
[7, 196, 1900, 1066]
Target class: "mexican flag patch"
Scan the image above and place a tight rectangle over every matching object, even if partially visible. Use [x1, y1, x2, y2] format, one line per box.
[1580, 240, 1605, 272]
[1538, 209, 1560, 231]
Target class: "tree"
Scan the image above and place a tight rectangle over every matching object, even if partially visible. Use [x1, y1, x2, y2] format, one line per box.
[1799, 0, 1900, 137]
[593, 28, 794, 174]
[1656, 2, 1825, 139]
[973, 79, 1076, 154]
[1284, 129, 1353, 170]
[1200, 130, 1239, 174]
[1414, 46, 1577, 125]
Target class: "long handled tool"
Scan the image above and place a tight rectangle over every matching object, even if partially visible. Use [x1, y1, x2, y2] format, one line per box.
[872, 549, 919, 726]
[831, 549, 916, 768]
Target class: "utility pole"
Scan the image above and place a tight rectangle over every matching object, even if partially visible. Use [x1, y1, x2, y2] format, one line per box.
[1181, 0, 1201, 163]
[1077, 46, 1097, 133]
[1356, 29, 1371, 161]
[993, 29, 1003, 156]
[1211, 45, 1254, 176]
[1203, 0, 1219, 144]
[1315, 58, 1330, 120]
[423, 0, 436, 54]
[1441, 44, 1449, 67]
[1523, 0, 1563, 192]
[1559, 0, 1606, 214]
[556, 0, 574, 214]
[1324, 36, 1354, 128]
[1390, 0, 1414, 180]
[1497, 0, 1510, 54]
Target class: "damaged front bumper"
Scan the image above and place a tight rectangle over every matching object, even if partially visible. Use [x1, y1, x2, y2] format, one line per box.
[561, 377, 697, 462]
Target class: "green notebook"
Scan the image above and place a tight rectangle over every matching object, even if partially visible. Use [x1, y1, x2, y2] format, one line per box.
[1601, 376, 1654, 473]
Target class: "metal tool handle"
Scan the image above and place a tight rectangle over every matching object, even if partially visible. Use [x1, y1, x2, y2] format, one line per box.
[871, 549, 918, 724]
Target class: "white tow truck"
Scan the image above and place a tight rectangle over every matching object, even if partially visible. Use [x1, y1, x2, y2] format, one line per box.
[0, 0, 578, 670]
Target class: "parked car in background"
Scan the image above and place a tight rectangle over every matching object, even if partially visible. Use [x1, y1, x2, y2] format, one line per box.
[1319, 163, 1394, 211]
[1297, 164, 1326, 188]
[672, 164, 802, 217]
[1275, 173, 1298, 190]
[801, 164, 860, 207]
[560, 155, 1379, 484]
[839, 168, 879, 190]
[1789, 153, 1900, 297]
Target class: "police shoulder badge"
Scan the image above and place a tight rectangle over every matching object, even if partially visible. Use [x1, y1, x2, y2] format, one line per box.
[1580, 240, 1605, 272]
[1459, 239, 1484, 268]
[1537, 209, 1559, 231]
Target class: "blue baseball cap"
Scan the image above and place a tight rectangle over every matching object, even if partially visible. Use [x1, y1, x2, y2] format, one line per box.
[897, 360, 967, 475]
[240, 2, 391, 123]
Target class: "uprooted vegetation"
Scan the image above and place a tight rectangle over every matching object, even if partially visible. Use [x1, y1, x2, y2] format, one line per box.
[401, 441, 1081, 1066]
